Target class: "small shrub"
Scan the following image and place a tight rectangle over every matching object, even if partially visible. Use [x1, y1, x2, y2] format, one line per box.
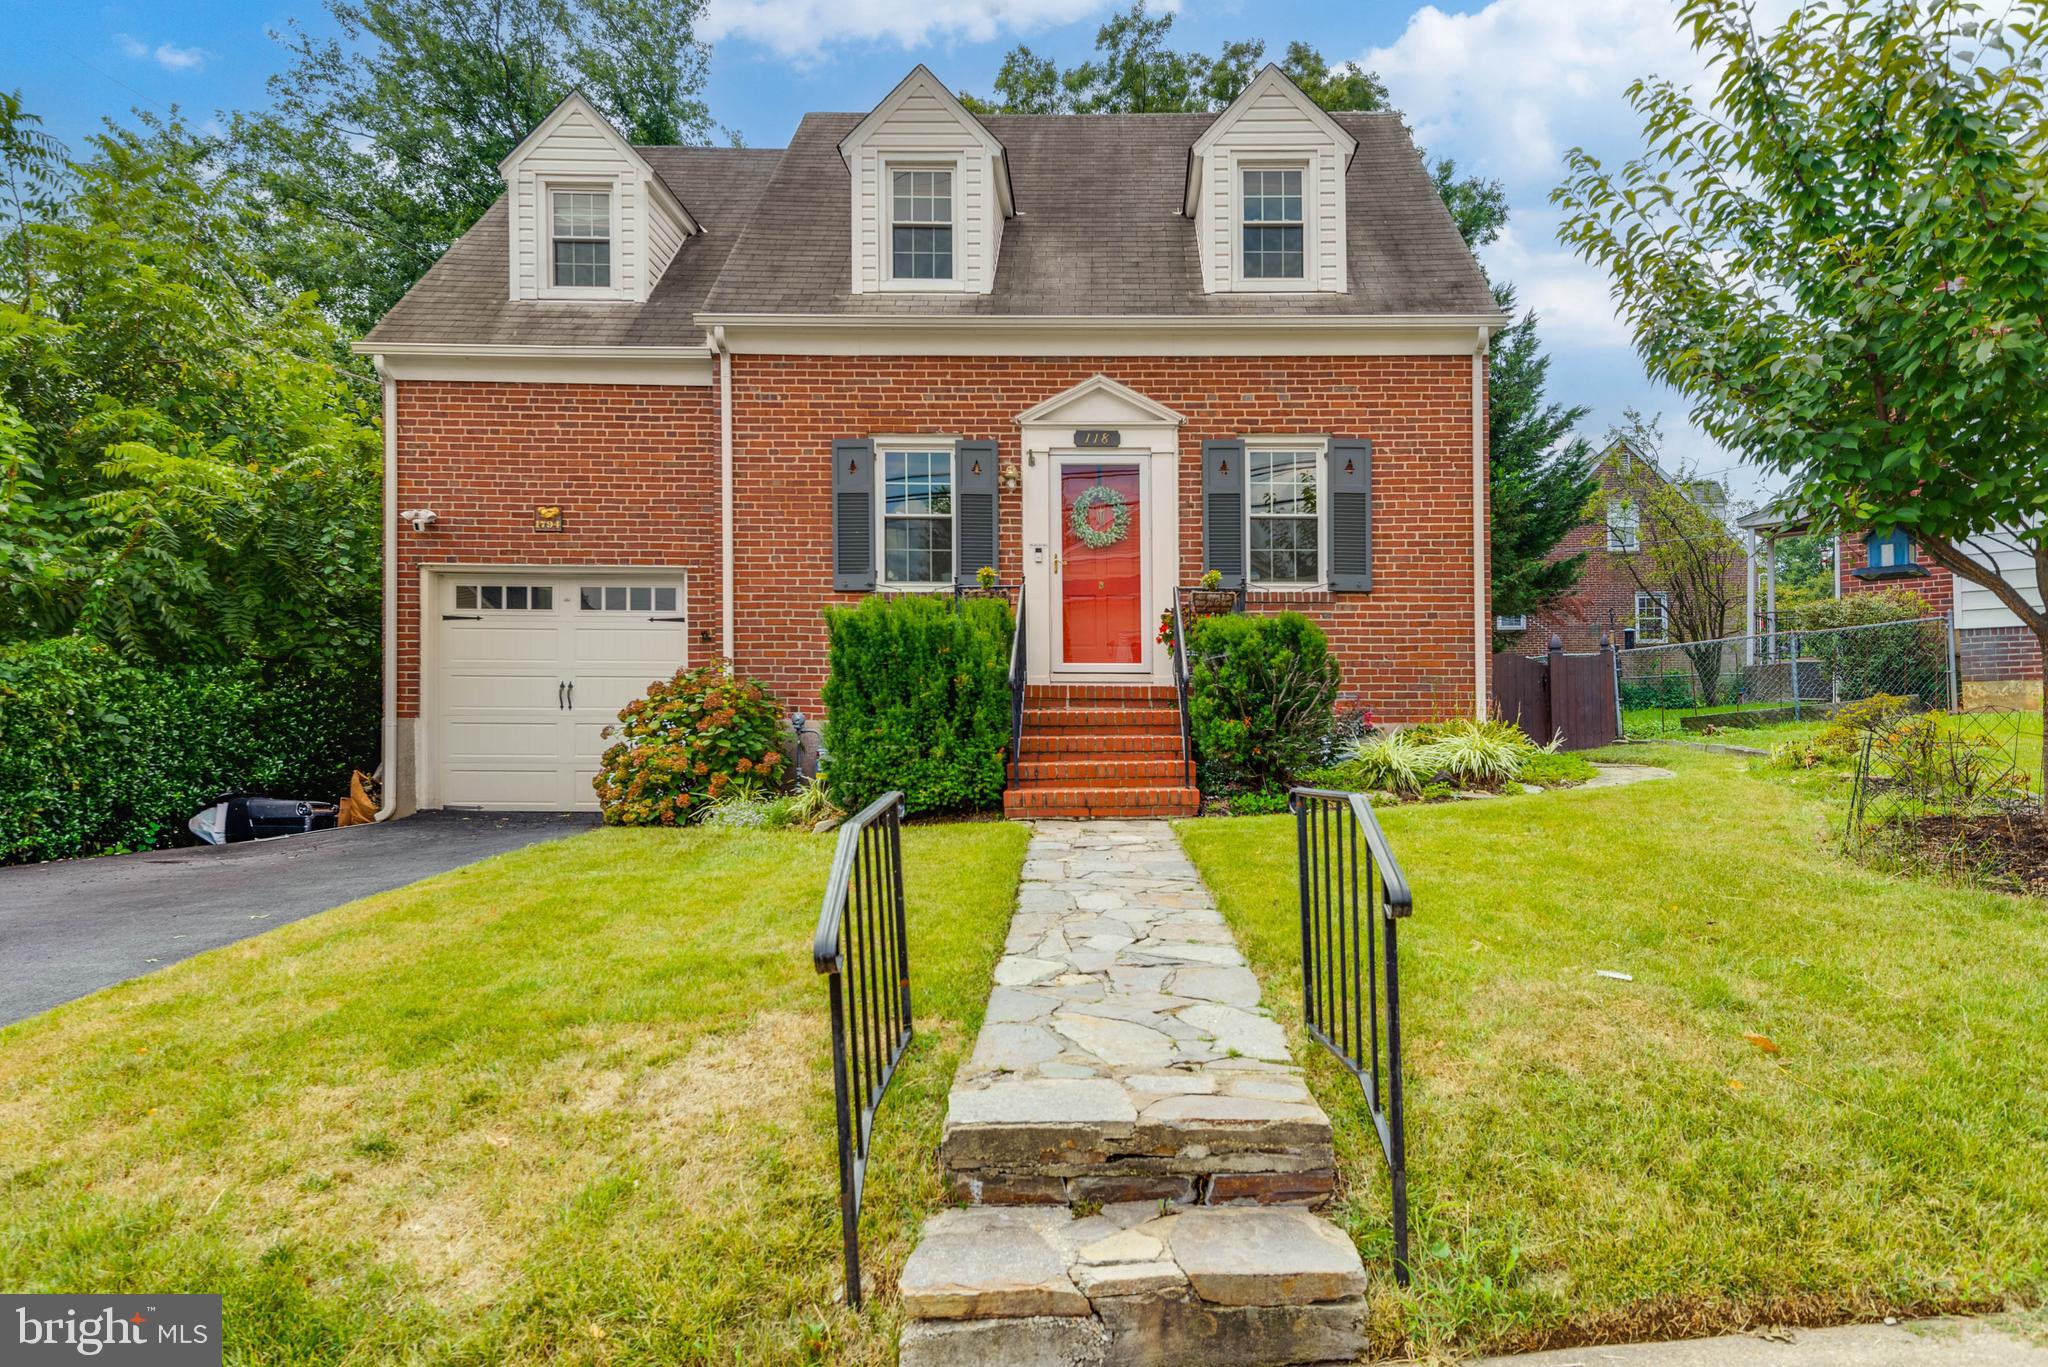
[1425, 725, 1527, 788]
[1343, 730, 1435, 796]
[821, 595, 1014, 814]
[1226, 789, 1291, 816]
[1418, 780, 1457, 802]
[594, 664, 788, 826]
[1187, 612, 1340, 793]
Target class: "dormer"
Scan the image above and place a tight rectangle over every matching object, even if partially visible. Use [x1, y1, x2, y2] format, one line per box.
[839, 67, 1015, 295]
[1183, 65, 1356, 295]
[499, 91, 698, 304]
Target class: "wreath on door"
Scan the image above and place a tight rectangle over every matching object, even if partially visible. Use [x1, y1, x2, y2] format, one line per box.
[1069, 483, 1132, 549]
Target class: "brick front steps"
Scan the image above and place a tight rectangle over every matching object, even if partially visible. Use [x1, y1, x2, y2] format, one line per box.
[897, 822, 1364, 1367]
[1005, 685, 1198, 821]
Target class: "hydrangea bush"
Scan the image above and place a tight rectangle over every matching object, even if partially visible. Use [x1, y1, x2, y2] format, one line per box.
[594, 663, 788, 825]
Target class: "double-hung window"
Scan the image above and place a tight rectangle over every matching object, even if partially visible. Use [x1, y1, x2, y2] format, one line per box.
[891, 169, 953, 282]
[1241, 167, 1305, 281]
[1247, 445, 1322, 586]
[551, 190, 612, 289]
[1634, 591, 1670, 644]
[1607, 498, 1641, 552]
[880, 447, 954, 586]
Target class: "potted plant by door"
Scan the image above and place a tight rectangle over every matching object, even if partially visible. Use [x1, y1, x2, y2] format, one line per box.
[957, 565, 1007, 600]
[1188, 568, 1238, 618]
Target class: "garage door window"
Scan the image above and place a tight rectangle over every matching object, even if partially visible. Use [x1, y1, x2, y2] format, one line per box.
[455, 584, 553, 610]
[580, 585, 677, 613]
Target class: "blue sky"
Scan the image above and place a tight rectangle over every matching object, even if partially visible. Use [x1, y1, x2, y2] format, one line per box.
[0, 0, 1779, 501]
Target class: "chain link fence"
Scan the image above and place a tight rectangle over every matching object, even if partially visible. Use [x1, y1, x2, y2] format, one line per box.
[1617, 616, 1954, 740]
[1845, 706, 2045, 893]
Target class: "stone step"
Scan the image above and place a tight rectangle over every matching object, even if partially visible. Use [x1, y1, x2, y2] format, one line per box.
[897, 1204, 1370, 1367]
[1002, 787, 1203, 821]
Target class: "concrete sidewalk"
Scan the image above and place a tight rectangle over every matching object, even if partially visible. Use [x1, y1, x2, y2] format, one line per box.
[1477, 1317, 2048, 1366]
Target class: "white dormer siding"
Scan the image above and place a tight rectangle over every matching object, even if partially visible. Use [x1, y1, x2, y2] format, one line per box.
[500, 92, 696, 305]
[1186, 66, 1355, 295]
[839, 66, 1013, 296]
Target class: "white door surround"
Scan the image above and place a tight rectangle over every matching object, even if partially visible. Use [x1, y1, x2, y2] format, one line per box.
[1050, 454, 1151, 675]
[419, 565, 689, 811]
[1016, 375, 1184, 686]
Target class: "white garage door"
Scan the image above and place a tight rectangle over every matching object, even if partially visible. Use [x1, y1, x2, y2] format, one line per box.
[433, 572, 689, 810]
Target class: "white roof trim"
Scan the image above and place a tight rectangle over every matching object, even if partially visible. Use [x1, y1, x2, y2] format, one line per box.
[696, 311, 1508, 332]
[1184, 64, 1358, 216]
[498, 91, 701, 235]
[1014, 373, 1186, 427]
[838, 65, 1014, 218]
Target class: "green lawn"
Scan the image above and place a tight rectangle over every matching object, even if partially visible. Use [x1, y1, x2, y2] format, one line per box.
[0, 822, 1030, 1365]
[1177, 747, 2048, 1358]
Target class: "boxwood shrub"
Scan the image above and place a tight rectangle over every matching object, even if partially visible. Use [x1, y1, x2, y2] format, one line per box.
[1186, 611, 1340, 794]
[821, 595, 1014, 814]
[0, 637, 378, 864]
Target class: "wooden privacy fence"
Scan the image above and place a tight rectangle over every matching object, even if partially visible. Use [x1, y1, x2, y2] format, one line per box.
[1491, 634, 1620, 751]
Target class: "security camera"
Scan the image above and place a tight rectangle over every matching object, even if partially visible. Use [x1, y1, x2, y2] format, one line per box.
[399, 509, 439, 532]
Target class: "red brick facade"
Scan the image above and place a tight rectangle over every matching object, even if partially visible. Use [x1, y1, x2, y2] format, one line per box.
[394, 354, 1485, 726]
[1835, 533, 1955, 615]
[1835, 534, 2040, 686]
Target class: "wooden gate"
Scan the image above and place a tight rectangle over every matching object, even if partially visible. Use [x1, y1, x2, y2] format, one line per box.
[1490, 635, 1619, 752]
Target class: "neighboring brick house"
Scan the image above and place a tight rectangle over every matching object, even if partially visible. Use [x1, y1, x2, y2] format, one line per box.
[1496, 443, 1731, 653]
[1835, 527, 2043, 709]
[357, 66, 1503, 816]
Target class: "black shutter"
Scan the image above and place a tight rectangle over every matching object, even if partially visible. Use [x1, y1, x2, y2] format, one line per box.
[1328, 438, 1373, 592]
[953, 439, 999, 587]
[832, 439, 877, 591]
[1202, 439, 1246, 590]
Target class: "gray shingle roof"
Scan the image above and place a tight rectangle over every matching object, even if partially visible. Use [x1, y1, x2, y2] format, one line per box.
[362, 147, 783, 349]
[364, 110, 1496, 348]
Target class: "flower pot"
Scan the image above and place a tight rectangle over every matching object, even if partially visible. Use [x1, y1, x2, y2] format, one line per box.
[1188, 588, 1239, 617]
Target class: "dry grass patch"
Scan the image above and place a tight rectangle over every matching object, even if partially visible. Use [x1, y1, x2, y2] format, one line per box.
[0, 822, 1029, 1364]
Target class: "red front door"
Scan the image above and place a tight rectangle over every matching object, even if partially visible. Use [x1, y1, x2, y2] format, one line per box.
[1059, 462, 1144, 666]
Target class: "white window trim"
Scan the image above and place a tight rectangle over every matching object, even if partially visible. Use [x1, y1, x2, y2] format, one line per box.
[1634, 590, 1670, 645]
[880, 158, 965, 293]
[538, 178, 629, 301]
[876, 439, 960, 590]
[1607, 497, 1641, 553]
[1495, 613, 1529, 632]
[1244, 437, 1329, 590]
[1231, 159, 1316, 294]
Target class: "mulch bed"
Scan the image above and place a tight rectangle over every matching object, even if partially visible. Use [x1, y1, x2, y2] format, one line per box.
[1898, 810, 2048, 895]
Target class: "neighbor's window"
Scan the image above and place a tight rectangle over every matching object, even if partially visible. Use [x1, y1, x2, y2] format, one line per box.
[1607, 498, 1641, 552]
[891, 169, 953, 281]
[1496, 613, 1529, 632]
[1634, 591, 1670, 644]
[882, 448, 954, 584]
[1248, 447, 1320, 585]
[1242, 167, 1305, 280]
[551, 190, 612, 289]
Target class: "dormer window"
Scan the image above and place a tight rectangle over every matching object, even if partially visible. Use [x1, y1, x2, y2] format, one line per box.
[551, 190, 612, 289]
[1242, 168, 1305, 281]
[891, 169, 954, 282]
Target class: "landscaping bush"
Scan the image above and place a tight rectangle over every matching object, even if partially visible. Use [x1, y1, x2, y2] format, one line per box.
[0, 637, 378, 864]
[1302, 717, 1592, 800]
[821, 595, 1014, 814]
[1620, 673, 1697, 710]
[1786, 589, 1950, 702]
[1186, 612, 1340, 793]
[594, 663, 788, 826]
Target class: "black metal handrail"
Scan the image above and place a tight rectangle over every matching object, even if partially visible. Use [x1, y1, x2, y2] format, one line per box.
[1008, 582, 1027, 775]
[1289, 786, 1413, 1284]
[811, 790, 910, 1309]
[1169, 592, 1196, 788]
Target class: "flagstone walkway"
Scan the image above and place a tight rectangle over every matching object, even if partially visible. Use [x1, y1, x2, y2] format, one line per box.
[900, 820, 1370, 1367]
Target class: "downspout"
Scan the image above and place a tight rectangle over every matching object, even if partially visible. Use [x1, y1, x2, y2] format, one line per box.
[713, 324, 734, 663]
[1472, 328, 1489, 721]
[372, 356, 399, 821]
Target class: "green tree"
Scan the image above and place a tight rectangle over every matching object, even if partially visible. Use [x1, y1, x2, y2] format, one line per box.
[1488, 284, 1600, 645]
[234, 0, 718, 334]
[960, 3, 1507, 251]
[0, 113, 380, 671]
[1554, 0, 2048, 794]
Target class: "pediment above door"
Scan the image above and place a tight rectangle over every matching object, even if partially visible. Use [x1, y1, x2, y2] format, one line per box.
[1014, 374, 1186, 431]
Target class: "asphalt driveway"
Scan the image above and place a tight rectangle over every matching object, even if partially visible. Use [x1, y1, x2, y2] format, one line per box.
[0, 810, 598, 1027]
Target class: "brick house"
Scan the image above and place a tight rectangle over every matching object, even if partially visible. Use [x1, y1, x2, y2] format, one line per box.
[1496, 442, 1733, 653]
[356, 66, 1503, 816]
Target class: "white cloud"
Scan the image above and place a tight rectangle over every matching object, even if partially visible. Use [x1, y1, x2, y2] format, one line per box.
[115, 32, 210, 72]
[704, 0, 1129, 55]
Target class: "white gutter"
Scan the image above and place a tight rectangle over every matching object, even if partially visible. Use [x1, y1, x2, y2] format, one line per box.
[713, 325, 734, 662]
[694, 311, 1511, 333]
[1472, 328, 1490, 720]
[348, 340, 714, 362]
[372, 356, 399, 821]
